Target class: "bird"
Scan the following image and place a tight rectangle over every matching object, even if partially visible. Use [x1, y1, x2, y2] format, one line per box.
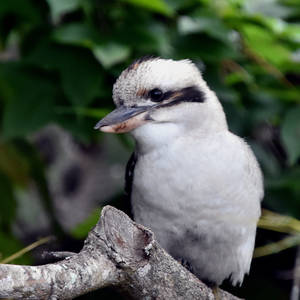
[94, 56, 263, 287]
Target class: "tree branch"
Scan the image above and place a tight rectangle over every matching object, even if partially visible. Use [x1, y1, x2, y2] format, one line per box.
[0, 206, 241, 299]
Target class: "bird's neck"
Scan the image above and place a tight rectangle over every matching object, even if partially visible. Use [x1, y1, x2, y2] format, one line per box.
[132, 122, 228, 156]
[132, 98, 228, 155]
[132, 122, 182, 155]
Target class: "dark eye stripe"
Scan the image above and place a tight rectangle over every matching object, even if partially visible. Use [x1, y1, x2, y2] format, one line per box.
[160, 90, 174, 101]
[168, 86, 205, 103]
[136, 85, 205, 105]
[160, 86, 206, 107]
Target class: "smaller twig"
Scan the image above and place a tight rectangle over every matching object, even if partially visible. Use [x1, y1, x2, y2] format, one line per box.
[0, 236, 54, 264]
[254, 235, 300, 258]
[42, 251, 76, 261]
[255, 210, 300, 258]
[258, 209, 300, 234]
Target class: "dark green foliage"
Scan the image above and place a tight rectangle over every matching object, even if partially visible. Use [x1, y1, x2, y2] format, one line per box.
[0, 0, 299, 298]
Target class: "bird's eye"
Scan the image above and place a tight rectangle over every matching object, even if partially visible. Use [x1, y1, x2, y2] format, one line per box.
[149, 88, 164, 102]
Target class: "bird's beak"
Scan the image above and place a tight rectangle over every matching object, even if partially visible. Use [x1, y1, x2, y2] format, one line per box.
[94, 105, 151, 133]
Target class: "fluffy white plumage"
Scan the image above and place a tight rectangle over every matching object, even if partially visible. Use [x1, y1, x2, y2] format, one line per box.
[98, 57, 263, 286]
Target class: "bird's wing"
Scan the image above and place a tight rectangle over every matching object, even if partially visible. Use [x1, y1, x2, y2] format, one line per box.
[124, 151, 137, 218]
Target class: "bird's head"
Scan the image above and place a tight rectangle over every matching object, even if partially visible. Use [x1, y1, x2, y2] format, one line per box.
[95, 57, 227, 148]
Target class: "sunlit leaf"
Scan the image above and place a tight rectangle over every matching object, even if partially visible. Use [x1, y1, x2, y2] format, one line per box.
[178, 15, 232, 43]
[244, 0, 293, 18]
[122, 0, 174, 16]
[241, 24, 291, 68]
[46, 0, 81, 23]
[281, 24, 300, 43]
[93, 43, 130, 68]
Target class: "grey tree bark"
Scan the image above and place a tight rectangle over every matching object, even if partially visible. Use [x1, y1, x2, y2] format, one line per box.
[0, 206, 241, 299]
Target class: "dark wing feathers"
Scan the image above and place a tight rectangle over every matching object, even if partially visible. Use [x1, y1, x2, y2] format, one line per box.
[124, 152, 137, 218]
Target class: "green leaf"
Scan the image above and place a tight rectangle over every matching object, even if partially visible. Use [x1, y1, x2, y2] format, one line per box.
[27, 42, 105, 106]
[53, 24, 130, 68]
[281, 106, 300, 165]
[46, 0, 81, 23]
[262, 87, 300, 103]
[122, 0, 174, 16]
[52, 23, 100, 48]
[244, 0, 293, 18]
[178, 15, 232, 43]
[71, 208, 101, 239]
[0, 170, 16, 227]
[93, 43, 130, 68]
[241, 24, 291, 68]
[60, 60, 104, 106]
[144, 22, 172, 56]
[282, 24, 300, 43]
[0, 64, 56, 139]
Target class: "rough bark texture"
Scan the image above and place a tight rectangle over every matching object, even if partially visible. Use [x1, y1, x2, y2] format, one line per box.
[0, 206, 241, 299]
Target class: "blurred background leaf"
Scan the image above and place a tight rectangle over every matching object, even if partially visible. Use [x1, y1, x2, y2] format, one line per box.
[122, 0, 174, 16]
[281, 107, 300, 165]
[46, 0, 81, 23]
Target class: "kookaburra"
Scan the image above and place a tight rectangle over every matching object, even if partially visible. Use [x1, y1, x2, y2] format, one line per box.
[95, 56, 263, 286]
